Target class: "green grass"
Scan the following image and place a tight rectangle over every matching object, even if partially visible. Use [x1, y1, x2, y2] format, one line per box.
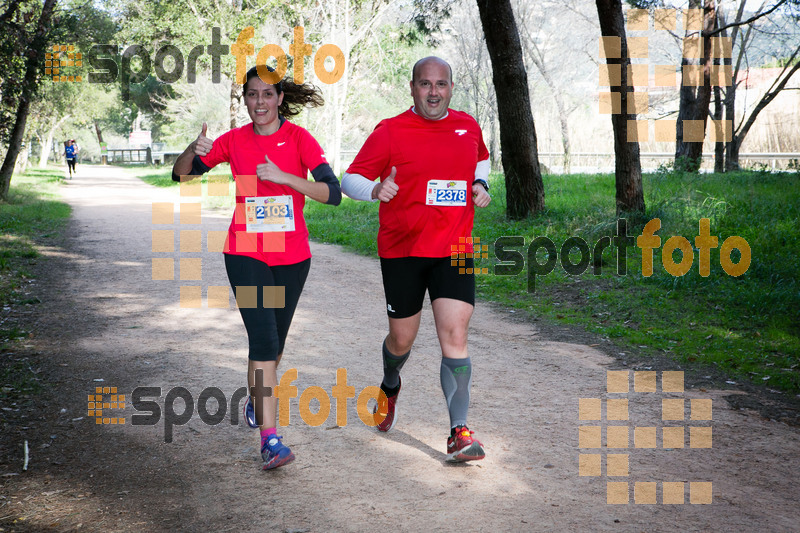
[126, 166, 236, 210]
[0, 168, 71, 306]
[1, 167, 69, 404]
[304, 168, 800, 393]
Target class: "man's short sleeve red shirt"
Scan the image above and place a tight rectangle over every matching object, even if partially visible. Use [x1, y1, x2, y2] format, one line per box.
[347, 108, 489, 258]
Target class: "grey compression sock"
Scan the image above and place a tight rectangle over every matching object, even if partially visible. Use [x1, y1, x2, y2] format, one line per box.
[382, 340, 409, 390]
[440, 357, 472, 428]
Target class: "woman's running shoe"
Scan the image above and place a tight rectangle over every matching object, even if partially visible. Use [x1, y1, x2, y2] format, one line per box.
[243, 396, 258, 429]
[261, 436, 295, 470]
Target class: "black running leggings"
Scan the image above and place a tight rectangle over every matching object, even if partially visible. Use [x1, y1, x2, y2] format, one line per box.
[224, 254, 310, 361]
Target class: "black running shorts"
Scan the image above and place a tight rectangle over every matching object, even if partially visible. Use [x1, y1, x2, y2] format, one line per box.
[379, 256, 475, 319]
[224, 254, 310, 361]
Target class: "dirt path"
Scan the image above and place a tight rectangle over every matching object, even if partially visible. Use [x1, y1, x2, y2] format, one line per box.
[1, 165, 798, 532]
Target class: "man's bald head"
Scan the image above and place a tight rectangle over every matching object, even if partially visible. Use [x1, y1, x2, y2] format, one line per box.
[412, 56, 453, 84]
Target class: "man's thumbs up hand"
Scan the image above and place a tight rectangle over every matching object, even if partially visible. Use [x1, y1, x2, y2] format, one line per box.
[372, 166, 399, 202]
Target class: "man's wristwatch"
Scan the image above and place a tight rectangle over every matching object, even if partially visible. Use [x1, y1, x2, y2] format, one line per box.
[473, 179, 489, 192]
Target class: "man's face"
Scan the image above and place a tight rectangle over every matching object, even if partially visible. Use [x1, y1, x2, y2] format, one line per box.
[410, 60, 453, 121]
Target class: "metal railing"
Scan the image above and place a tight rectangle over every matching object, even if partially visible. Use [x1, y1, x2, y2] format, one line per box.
[105, 147, 152, 164]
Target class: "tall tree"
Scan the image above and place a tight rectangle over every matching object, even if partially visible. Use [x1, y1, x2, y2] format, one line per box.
[306, 0, 397, 175]
[111, 0, 291, 130]
[728, 49, 800, 169]
[596, 0, 644, 214]
[665, 0, 798, 171]
[475, 0, 545, 219]
[674, 0, 716, 171]
[0, 0, 58, 201]
[515, 0, 576, 173]
[720, 0, 800, 169]
[449, 4, 500, 168]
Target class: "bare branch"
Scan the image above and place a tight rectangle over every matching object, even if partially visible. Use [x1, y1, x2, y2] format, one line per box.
[709, 0, 786, 36]
[734, 44, 800, 140]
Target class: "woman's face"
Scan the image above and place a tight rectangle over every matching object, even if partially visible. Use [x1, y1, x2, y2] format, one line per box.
[244, 75, 284, 135]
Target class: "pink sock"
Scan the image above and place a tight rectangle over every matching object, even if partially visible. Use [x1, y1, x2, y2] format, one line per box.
[261, 427, 277, 448]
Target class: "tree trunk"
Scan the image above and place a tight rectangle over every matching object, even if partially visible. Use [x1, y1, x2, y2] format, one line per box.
[230, 80, 239, 130]
[94, 120, 107, 165]
[535, 60, 571, 174]
[0, 0, 58, 200]
[729, 46, 800, 170]
[475, 0, 544, 219]
[38, 114, 70, 168]
[14, 138, 29, 174]
[724, 0, 748, 171]
[595, 0, 644, 215]
[675, 0, 716, 172]
[330, 0, 349, 176]
[723, 83, 738, 171]
[713, 86, 724, 173]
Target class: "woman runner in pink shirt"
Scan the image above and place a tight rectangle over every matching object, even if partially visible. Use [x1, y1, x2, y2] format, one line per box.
[173, 66, 340, 470]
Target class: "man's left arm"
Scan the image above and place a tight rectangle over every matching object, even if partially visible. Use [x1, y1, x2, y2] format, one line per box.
[472, 158, 491, 208]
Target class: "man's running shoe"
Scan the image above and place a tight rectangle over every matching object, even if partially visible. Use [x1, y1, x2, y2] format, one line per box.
[261, 436, 294, 470]
[446, 425, 485, 463]
[372, 377, 401, 432]
[243, 396, 258, 429]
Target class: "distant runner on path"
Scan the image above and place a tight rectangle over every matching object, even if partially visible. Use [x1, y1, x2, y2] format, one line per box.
[65, 139, 79, 179]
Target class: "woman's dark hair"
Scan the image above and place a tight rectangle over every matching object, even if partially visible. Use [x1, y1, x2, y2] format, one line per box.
[243, 66, 324, 118]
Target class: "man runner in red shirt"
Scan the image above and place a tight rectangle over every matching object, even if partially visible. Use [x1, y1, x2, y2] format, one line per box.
[342, 56, 491, 462]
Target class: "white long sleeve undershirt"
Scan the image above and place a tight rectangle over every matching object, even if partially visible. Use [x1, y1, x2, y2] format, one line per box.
[342, 158, 491, 202]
